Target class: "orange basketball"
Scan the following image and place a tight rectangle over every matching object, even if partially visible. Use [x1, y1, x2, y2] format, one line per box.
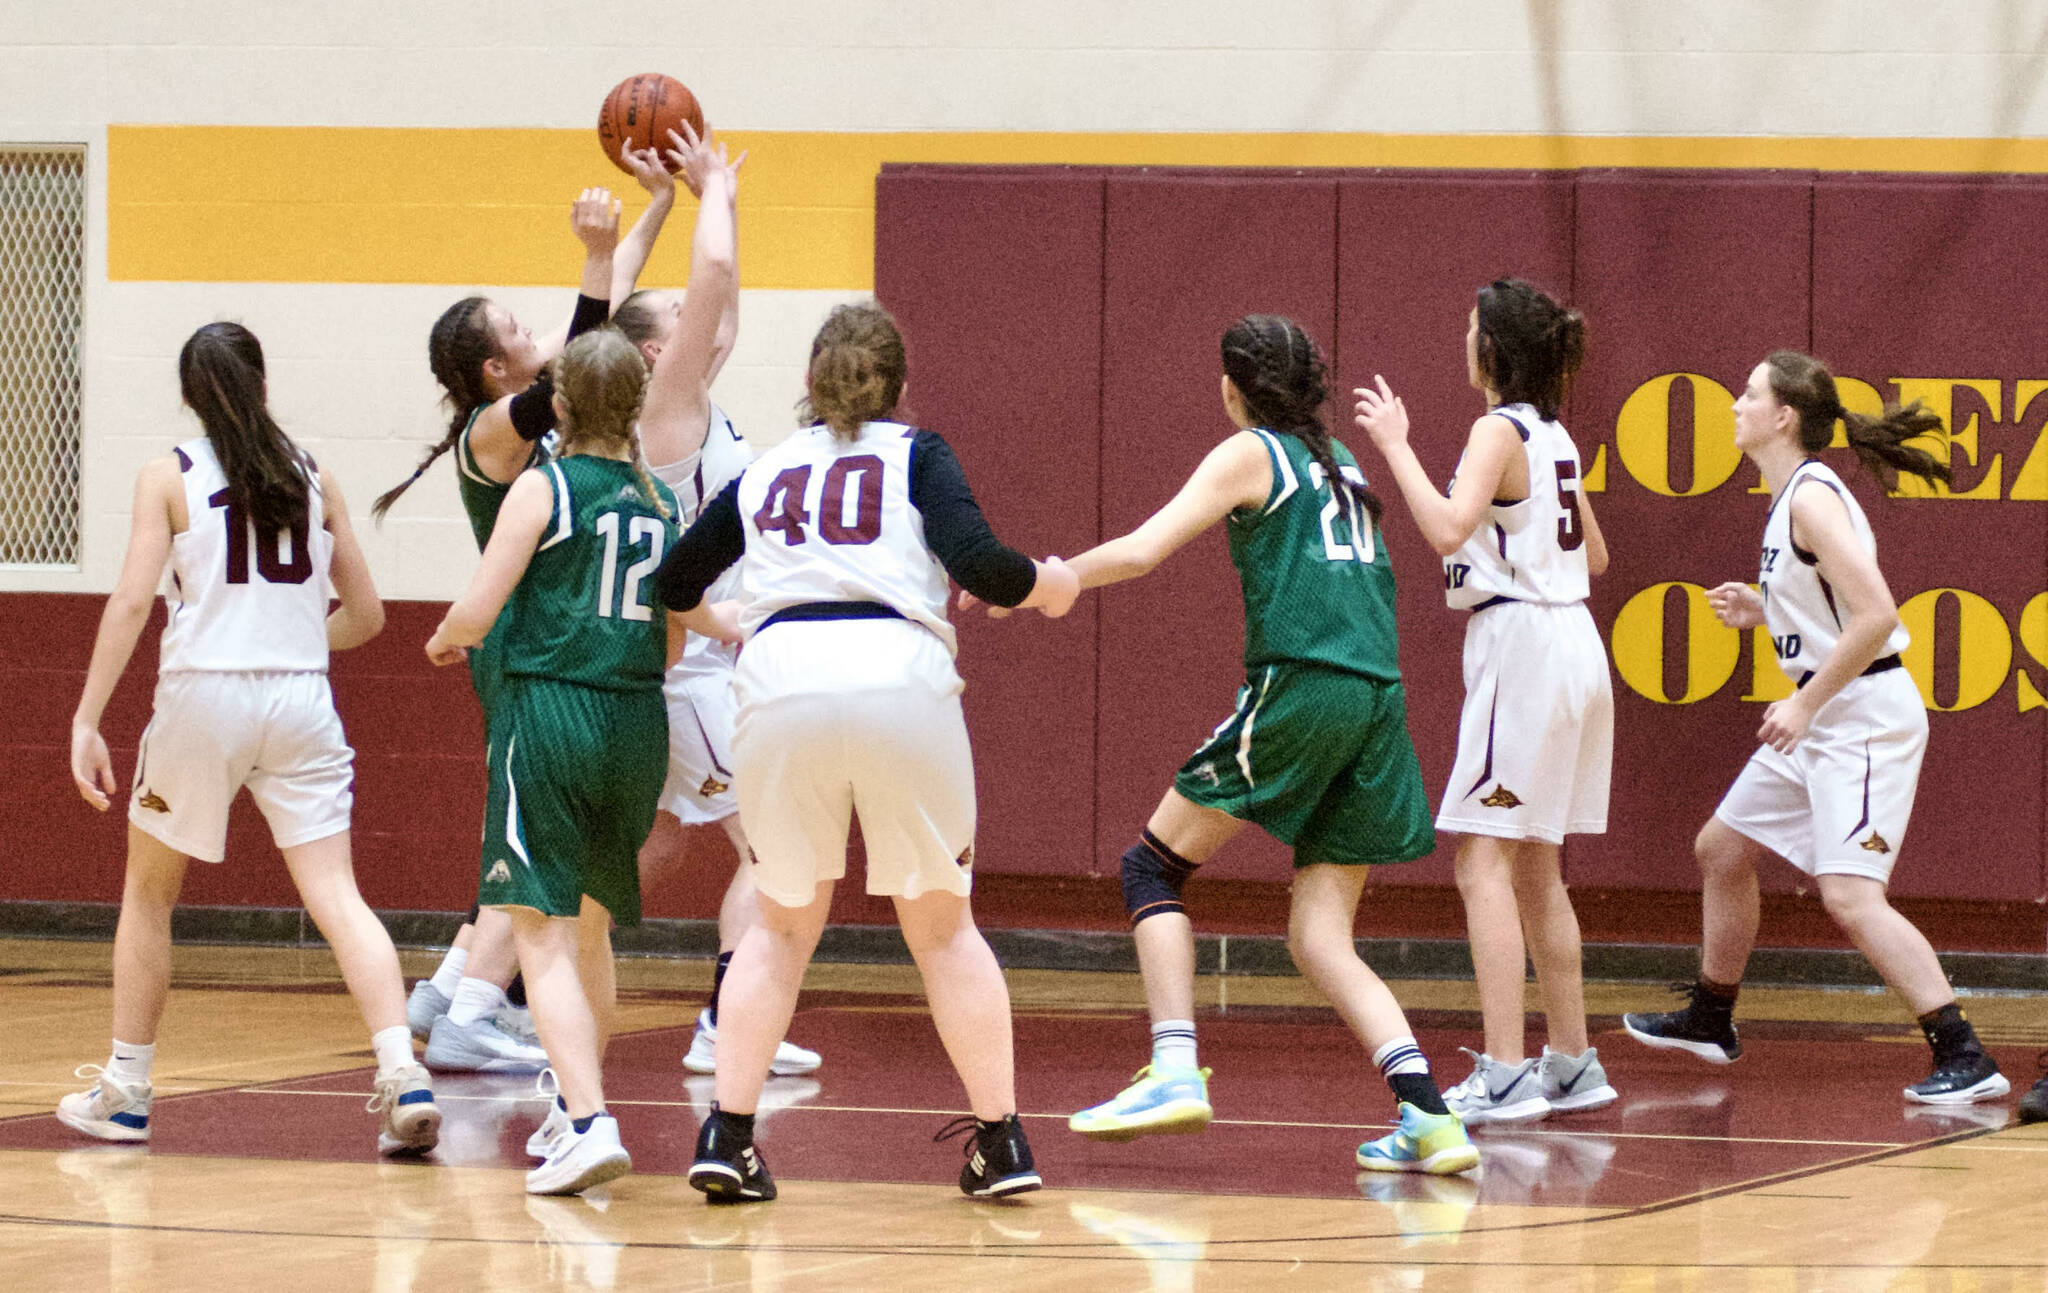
[597, 74, 705, 174]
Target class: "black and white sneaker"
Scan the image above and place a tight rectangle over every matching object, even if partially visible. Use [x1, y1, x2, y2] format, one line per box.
[1905, 1050, 2010, 1105]
[2018, 1067, 2048, 1125]
[939, 1114, 1042, 1198]
[688, 1106, 776, 1203]
[1622, 985, 1742, 1064]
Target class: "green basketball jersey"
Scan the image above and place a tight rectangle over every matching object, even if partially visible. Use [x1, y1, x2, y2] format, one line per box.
[1227, 429, 1401, 682]
[456, 410, 555, 551]
[500, 456, 680, 693]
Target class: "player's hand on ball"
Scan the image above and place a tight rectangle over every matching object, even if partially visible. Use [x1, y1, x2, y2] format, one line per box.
[70, 721, 115, 811]
[1352, 376, 1411, 452]
[1706, 582, 1765, 629]
[620, 145, 674, 201]
[1757, 697, 1812, 753]
[572, 187, 623, 254]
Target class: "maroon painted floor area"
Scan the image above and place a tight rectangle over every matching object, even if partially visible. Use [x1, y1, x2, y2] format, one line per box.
[1, 991, 2025, 1211]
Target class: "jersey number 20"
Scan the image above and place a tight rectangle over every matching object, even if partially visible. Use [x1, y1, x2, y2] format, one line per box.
[594, 511, 665, 621]
[1305, 463, 1376, 564]
[753, 456, 884, 547]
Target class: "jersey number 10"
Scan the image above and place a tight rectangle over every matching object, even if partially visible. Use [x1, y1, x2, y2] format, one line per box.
[209, 489, 311, 585]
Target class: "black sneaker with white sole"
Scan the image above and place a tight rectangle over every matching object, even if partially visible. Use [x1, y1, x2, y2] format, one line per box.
[938, 1114, 1042, 1198]
[1621, 984, 1741, 1064]
[688, 1106, 776, 1203]
[1904, 1050, 2010, 1105]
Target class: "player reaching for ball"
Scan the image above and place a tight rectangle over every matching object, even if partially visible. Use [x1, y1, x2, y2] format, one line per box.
[657, 302, 1077, 1203]
[611, 127, 823, 1080]
[1351, 279, 1617, 1125]
[425, 329, 685, 1195]
[373, 165, 673, 1079]
[1043, 315, 1477, 1176]
[62, 323, 439, 1158]
[1618, 351, 2009, 1108]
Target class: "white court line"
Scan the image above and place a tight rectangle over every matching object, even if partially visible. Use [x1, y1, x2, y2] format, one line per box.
[233, 1087, 1912, 1148]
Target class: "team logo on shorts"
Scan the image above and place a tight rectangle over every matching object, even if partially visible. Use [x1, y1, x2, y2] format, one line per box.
[136, 789, 170, 813]
[1480, 784, 1524, 810]
[485, 860, 512, 884]
[1859, 832, 1892, 855]
[698, 775, 729, 798]
[957, 845, 974, 868]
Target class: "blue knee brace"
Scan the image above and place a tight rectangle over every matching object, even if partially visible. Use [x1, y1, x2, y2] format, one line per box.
[1121, 830, 1201, 926]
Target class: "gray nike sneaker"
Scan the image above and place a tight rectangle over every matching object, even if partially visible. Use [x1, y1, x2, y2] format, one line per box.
[1537, 1045, 1618, 1113]
[1443, 1048, 1550, 1124]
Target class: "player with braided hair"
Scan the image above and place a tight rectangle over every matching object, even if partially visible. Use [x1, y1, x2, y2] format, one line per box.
[1043, 314, 1476, 1175]
[1353, 277, 1616, 1125]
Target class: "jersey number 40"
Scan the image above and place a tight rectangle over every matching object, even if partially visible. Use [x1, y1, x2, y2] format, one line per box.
[754, 456, 884, 547]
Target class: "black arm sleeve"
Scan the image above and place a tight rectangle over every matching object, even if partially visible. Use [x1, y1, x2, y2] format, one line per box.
[908, 430, 1038, 609]
[656, 477, 747, 610]
[505, 296, 610, 442]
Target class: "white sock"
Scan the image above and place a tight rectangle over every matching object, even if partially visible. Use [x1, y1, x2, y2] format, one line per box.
[371, 1025, 415, 1076]
[428, 947, 468, 998]
[1372, 1035, 1431, 1078]
[107, 1040, 154, 1086]
[447, 977, 509, 1028]
[1150, 1019, 1197, 1071]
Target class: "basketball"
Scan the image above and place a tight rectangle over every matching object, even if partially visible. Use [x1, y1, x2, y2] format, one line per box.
[597, 73, 705, 174]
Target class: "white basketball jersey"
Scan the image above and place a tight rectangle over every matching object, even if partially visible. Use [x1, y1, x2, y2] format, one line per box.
[1443, 404, 1592, 609]
[732, 421, 955, 653]
[653, 403, 754, 679]
[1757, 460, 1910, 680]
[158, 437, 333, 673]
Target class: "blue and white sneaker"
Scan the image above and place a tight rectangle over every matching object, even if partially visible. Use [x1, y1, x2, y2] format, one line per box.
[528, 1071, 571, 1160]
[1537, 1045, 1618, 1113]
[1356, 1103, 1481, 1176]
[56, 1066, 151, 1143]
[424, 1010, 549, 1073]
[406, 980, 451, 1040]
[1069, 1064, 1212, 1141]
[370, 1064, 441, 1157]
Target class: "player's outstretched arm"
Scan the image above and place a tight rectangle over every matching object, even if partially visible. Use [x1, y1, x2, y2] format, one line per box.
[1063, 430, 1270, 592]
[532, 187, 623, 363]
[641, 126, 741, 470]
[426, 470, 551, 664]
[610, 145, 677, 307]
[1352, 376, 1519, 557]
[320, 468, 385, 651]
[71, 459, 179, 809]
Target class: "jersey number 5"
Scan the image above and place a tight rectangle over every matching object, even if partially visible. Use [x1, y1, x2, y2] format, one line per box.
[754, 456, 884, 547]
[594, 512, 665, 621]
[209, 489, 311, 585]
[1556, 460, 1585, 552]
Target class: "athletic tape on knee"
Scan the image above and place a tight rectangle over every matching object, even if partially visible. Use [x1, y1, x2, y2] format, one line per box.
[1121, 829, 1201, 926]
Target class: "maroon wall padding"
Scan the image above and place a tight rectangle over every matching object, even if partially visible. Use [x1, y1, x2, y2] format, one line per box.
[1095, 173, 1340, 880]
[874, 168, 1107, 876]
[1812, 176, 2048, 901]
[1569, 172, 1818, 894]
[1334, 172, 1578, 886]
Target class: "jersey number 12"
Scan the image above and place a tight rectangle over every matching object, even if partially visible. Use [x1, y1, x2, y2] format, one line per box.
[594, 511, 665, 621]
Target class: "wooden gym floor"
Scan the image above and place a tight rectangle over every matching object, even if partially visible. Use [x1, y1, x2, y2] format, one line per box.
[1, 936, 2045, 1290]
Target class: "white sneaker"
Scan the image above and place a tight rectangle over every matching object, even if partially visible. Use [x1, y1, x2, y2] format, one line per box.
[527, 1068, 569, 1159]
[370, 1064, 441, 1156]
[1442, 1049, 1550, 1124]
[498, 1003, 540, 1046]
[526, 1112, 632, 1196]
[55, 1066, 152, 1143]
[424, 1011, 549, 1073]
[406, 980, 451, 1040]
[1537, 1045, 1618, 1113]
[683, 1010, 822, 1076]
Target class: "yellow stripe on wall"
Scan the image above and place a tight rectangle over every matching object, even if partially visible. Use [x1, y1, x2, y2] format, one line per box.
[108, 127, 2048, 290]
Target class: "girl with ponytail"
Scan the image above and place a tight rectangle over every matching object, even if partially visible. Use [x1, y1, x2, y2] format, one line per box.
[62, 322, 442, 1158]
[1037, 314, 1476, 1176]
[424, 325, 690, 1195]
[1352, 277, 1617, 1126]
[1622, 351, 2008, 1110]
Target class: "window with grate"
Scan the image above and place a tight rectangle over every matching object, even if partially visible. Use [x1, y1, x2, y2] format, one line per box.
[0, 147, 85, 567]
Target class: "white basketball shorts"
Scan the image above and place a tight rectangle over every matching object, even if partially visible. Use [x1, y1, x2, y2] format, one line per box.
[1715, 668, 1927, 883]
[658, 668, 741, 825]
[731, 618, 975, 908]
[1437, 600, 1613, 844]
[127, 670, 354, 863]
